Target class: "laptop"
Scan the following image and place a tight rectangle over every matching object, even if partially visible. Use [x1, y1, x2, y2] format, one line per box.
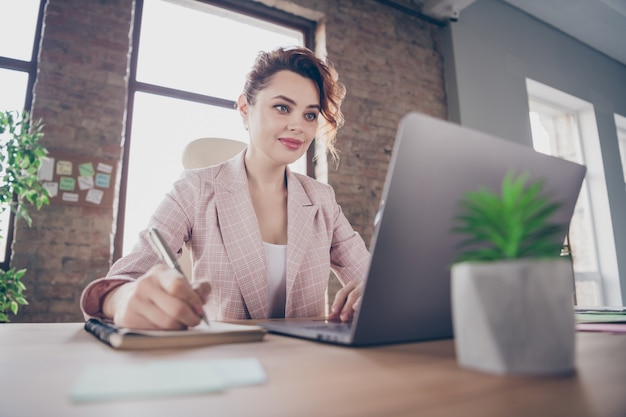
[260, 112, 587, 346]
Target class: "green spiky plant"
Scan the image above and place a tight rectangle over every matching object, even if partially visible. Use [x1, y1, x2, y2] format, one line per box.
[452, 171, 567, 263]
[0, 110, 50, 322]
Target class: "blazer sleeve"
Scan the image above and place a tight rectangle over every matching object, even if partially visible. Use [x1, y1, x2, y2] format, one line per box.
[80, 168, 205, 319]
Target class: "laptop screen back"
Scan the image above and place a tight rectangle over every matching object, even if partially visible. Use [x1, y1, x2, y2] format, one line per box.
[350, 113, 586, 345]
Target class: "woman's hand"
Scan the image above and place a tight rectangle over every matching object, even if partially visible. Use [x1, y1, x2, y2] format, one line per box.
[102, 264, 211, 330]
[328, 281, 363, 322]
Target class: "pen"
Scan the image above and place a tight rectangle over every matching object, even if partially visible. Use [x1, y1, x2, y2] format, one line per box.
[147, 227, 210, 326]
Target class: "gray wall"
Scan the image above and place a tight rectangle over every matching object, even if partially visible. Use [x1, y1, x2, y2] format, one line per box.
[442, 0, 626, 304]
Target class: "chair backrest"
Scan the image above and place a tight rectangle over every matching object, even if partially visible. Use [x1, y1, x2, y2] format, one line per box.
[179, 138, 247, 277]
[182, 137, 247, 170]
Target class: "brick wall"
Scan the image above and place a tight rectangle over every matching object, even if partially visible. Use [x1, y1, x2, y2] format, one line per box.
[299, 0, 447, 241]
[11, 0, 446, 322]
[11, 0, 133, 322]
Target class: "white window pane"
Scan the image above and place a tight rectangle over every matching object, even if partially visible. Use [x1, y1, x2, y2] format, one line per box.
[616, 115, 626, 185]
[124, 1, 307, 255]
[137, 0, 303, 100]
[529, 111, 552, 155]
[123, 92, 248, 253]
[568, 182, 599, 272]
[619, 131, 626, 184]
[0, 0, 40, 61]
[575, 280, 602, 307]
[0, 69, 28, 111]
[0, 69, 29, 263]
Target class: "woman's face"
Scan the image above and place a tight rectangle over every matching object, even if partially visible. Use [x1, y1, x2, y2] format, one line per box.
[239, 70, 320, 168]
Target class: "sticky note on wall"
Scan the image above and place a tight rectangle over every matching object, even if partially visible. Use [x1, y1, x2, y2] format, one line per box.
[59, 177, 76, 191]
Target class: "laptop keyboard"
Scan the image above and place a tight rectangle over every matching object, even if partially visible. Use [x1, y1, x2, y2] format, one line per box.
[304, 321, 352, 333]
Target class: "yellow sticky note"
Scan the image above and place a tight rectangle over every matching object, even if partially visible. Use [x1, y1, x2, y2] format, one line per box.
[56, 160, 72, 176]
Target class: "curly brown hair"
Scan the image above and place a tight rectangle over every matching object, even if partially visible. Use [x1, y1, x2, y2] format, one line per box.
[241, 46, 346, 161]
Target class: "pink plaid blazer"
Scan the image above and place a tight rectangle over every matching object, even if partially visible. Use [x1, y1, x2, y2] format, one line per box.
[81, 151, 370, 321]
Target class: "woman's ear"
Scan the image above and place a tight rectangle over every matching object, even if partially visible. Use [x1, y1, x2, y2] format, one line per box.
[237, 94, 248, 120]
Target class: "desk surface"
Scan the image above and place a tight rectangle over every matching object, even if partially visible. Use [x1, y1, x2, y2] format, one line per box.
[1, 323, 625, 417]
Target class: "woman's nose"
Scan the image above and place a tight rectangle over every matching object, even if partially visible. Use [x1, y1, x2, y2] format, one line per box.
[287, 117, 304, 133]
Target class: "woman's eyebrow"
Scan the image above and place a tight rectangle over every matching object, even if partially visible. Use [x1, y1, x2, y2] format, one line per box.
[272, 95, 320, 110]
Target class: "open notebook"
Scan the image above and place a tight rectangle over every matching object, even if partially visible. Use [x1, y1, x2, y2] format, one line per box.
[259, 112, 586, 346]
[84, 318, 266, 350]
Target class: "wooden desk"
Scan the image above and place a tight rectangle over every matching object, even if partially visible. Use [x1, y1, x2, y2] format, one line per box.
[0, 323, 624, 417]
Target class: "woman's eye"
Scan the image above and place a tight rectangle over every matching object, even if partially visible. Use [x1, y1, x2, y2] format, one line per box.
[274, 104, 289, 113]
[304, 112, 318, 121]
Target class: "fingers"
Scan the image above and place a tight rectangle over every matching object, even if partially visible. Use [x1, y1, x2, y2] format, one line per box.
[151, 270, 205, 326]
[193, 281, 212, 304]
[156, 267, 206, 316]
[125, 285, 189, 330]
[329, 281, 363, 322]
[329, 282, 353, 320]
[107, 279, 174, 330]
[109, 265, 210, 330]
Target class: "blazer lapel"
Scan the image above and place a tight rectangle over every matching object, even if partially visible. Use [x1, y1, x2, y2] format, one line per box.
[285, 170, 317, 316]
[215, 153, 268, 319]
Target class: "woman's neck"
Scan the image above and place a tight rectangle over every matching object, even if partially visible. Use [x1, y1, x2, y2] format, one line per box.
[244, 152, 287, 193]
[244, 149, 289, 245]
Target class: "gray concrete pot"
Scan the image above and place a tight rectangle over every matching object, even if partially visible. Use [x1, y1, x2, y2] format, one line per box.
[451, 258, 576, 375]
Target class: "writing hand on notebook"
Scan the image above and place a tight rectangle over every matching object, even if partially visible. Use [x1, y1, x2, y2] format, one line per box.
[328, 281, 363, 322]
[102, 264, 211, 330]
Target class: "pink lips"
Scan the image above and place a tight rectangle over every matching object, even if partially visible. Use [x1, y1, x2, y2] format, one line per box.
[278, 138, 303, 150]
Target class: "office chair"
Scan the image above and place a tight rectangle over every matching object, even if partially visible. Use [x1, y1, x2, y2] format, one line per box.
[181, 137, 248, 170]
[179, 137, 247, 278]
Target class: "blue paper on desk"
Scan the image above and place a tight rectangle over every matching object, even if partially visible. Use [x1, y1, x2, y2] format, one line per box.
[70, 357, 266, 403]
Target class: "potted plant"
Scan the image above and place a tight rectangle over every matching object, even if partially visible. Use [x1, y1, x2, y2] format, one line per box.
[0, 110, 50, 322]
[451, 171, 576, 375]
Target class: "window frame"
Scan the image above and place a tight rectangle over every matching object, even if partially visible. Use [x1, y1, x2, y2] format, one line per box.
[0, 0, 45, 270]
[529, 100, 602, 302]
[526, 78, 622, 306]
[113, 0, 316, 260]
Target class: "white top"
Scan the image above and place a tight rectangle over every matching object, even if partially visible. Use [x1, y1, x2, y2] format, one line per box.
[263, 242, 287, 318]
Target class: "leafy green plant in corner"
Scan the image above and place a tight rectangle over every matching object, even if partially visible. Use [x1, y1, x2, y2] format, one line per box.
[0, 268, 28, 322]
[452, 171, 567, 263]
[0, 110, 50, 322]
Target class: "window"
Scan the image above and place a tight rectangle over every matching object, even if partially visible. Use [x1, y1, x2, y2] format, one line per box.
[616, 114, 626, 191]
[117, 0, 314, 257]
[0, 0, 43, 266]
[527, 78, 621, 306]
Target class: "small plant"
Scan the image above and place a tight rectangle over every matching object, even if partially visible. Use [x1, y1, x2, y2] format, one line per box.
[452, 171, 566, 263]
[0, 110, 50, 322]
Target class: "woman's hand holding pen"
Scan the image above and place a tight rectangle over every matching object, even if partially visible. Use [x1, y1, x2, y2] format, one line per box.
[102, 264, 211, 330]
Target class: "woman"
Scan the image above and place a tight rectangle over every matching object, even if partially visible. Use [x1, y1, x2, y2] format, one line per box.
[80, 46, 370, 330]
